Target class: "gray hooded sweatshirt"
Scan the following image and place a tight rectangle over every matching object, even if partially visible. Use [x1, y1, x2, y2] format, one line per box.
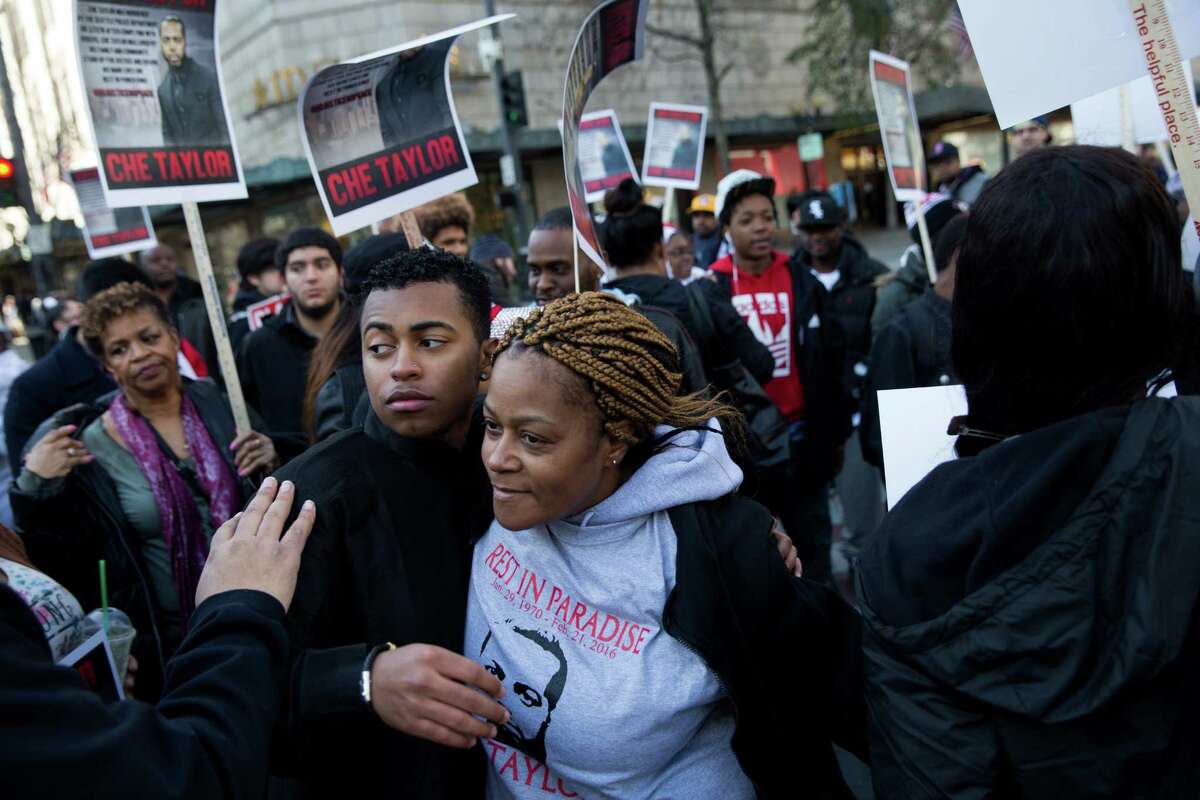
[465, 423, 757, 799]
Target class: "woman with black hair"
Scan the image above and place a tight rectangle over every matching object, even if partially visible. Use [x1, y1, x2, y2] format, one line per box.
[858, 145, 1200, 797]
[600, 178, 774, 388]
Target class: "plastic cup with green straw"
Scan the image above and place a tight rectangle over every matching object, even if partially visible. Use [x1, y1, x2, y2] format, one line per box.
[98, 559, 109, 636]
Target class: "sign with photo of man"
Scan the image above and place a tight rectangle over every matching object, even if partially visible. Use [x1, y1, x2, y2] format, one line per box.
[298, 16, 513, 236]
[641, 103, 707, 190]
[69, 166, 157, 258]
[72, 0, 247, 206]
[577, 109, 637, 202]
[869, 51, 925, 202]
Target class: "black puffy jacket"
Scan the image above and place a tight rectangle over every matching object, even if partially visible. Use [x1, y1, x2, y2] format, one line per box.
[791, 238, 889, 416]
[857, 398, 1200, 798]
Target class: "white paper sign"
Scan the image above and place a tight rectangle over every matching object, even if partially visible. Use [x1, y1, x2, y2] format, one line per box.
[578, 109, 637, 203]
[878, 384, 968, 510]
[298, 16, 513, 236]
[1071, 71, 1198, 146]
[868, 51, 925, 203]
[72, 0, 248, 207]
[70, 167, 157, 259]
[641, 102, 707, 190]
[958, 0, 1200, 129]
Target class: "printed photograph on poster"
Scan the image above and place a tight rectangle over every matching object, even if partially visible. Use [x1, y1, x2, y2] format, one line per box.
[69, 167, 156, 259]
[869, 51, 925, 202]
[298, 16, 512, 236]
[578, 110, 636, 202]
[72, 0, 247, 206]
[561, 0, 650, 270]
[641, 103, 707, 190]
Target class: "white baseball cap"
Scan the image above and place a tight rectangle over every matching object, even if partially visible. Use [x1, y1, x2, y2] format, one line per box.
[715, 169, 774, 222]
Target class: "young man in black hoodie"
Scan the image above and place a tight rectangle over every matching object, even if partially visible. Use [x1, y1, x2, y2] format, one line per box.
[269, 248, 508, 799]
[238, 228, 343, 458]
[227, 237, 282, 351]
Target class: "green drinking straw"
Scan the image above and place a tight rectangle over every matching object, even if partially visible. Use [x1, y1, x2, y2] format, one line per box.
[98, 559, 110, 635]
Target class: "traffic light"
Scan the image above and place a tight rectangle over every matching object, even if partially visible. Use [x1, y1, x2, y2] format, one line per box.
[500, 71, 529, 129]
[0, 157, 16, 207]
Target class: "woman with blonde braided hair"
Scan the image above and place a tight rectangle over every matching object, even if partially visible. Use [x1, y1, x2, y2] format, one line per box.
[463, 291, 868, 798]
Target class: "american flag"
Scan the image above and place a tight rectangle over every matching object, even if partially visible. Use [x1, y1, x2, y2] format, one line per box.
[946, 3, 973, 59]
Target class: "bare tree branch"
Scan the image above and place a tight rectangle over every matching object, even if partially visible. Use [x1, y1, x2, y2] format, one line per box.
[645, 23, 704, 49]
[717, 61, 736, 85]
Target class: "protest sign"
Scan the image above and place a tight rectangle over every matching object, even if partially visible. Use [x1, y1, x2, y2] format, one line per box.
[798, 132, 827, 190]
[561, 0, 651, 286]
[869, 51, 936, 282]
[72, 0, 247, 207]
[69, 167, 156, 259]
[1071, 71, 1198, 147]
[641, 103, 707, 190]
[578, 110, 636, 201]
[868, 51, 925, 203]
[59, 628, 124, 702]
[298, 16, 512, 237]
[878, 384, 968, 510]
[958, 0, 1200, 130]
[247, 293, 289, 332]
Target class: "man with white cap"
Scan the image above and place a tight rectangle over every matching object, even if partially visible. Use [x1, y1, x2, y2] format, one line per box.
[709, 170, 850, 584]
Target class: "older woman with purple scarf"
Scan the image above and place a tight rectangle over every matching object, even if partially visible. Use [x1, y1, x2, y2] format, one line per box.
[11, 282, 278, 699]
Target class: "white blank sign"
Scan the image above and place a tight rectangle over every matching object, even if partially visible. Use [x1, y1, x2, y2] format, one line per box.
[959, 0, 1200, 129]
[878, 385, 968, 510]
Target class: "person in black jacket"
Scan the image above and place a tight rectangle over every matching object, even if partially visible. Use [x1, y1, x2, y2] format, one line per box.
[12, 283, 278, 699]
[268, 248, 508, 799]
[227, 238, 283, 352]
[600, 179, 774, 388]
[858, 145, 1200, 798]
[860, 213, 967, 474]
[156, 15, 229, 147]
[711, 173, 852, 584]
[460, 291, 866, 797]
[2, 477, 315, 800]
[789, 191, 889, 420]
[4, 258, 148, 465]
[238, 228, 343, 458]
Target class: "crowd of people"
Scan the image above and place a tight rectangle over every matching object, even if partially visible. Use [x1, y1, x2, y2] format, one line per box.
[3, 125, 1200, 800]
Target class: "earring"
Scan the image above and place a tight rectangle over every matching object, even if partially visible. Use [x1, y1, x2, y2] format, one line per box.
[479, 372, 489, 380]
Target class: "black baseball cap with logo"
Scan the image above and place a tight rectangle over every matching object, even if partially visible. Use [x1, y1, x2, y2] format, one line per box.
[796, 191, 843, 229]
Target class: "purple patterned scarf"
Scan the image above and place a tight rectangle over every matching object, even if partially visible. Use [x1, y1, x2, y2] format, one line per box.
[110, 392, 239, 622]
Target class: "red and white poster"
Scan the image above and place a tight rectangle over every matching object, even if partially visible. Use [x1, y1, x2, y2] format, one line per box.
[578, 110, 636, 202]
[869, 51, 925, 203]
[561, 0, 651, 274]
[69, 167, 157, 258]
[72, 0, 247, 207]
[298, 16, 512, 236]
[246, 293, 289, 332]
[641, 102, 707, 190]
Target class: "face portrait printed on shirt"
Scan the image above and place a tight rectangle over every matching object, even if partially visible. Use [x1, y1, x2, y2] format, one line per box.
[480, 622, 569, 765]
